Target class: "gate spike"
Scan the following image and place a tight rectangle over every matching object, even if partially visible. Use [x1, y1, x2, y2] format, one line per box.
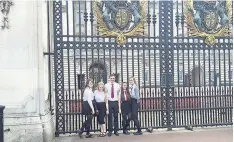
[191, 89, 194, 96]
[174, 89, 177, 96]
[221, 87, 225, 95]
[147, 89, 149, 96]
[65, 91, 68, 100]
[180, 88, 183, 96]
[217, 88, 220, 94]
[152, 89, 155, 96]
[185, 88, 188, 96]
[211, 87, 214, 95]
[157, 89, 160, 97]
[196, 88, 199, 95]
[72, 91, 74, 99]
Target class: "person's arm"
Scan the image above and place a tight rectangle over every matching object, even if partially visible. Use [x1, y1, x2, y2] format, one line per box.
[104, 92, 109, 112]
[117, 84, 121, 113]
[134, 86, 140, 103]
[87, 90, 94, 113]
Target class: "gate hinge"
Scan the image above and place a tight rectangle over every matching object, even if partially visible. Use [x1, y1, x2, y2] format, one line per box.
[43, 52, 54, 56]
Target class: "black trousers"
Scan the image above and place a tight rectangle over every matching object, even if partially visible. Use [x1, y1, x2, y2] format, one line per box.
[108, 101, 119, 133]
[126, 98, 141, 132]
[80, 114, 93, 134]
[122, 112, 131, 131]
[96, 102, 106, 124]
[121, 101, 131, 131]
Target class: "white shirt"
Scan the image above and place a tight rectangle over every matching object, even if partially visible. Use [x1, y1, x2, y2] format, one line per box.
[105, 82, 120, 101]
[94, 90, 106, 103]
[129, 84, 140, 101]
[83, 88, 95, 106]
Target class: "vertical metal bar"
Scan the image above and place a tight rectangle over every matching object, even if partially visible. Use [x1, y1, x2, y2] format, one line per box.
[203, 47, 207, 125]
[228, 46, 231, 123]
[90, 1, 96, 131]
[137, 39, 141, 129]
[109, 48, 112, 74]
[46, 1, 52, 113]
[126, 48, 129, 83]
[84, 1, 88, 82]
[223, 48, 227, 123]
[218, 47, 222, 123]
[142, 9, 146, 129]
[181, 1, 185, 128]
[65, 0, 72, 132]
[175, 0, 180, 127]
[147, 0, 151, 128]
[213, 48, 217, 124]
[198, 40, 202, 125]
[192, 43, 196, 126]
[115, 46, 117, 81]
[78, 1, 82, 130]
[208, 47, 211, 125]
[152, 0, 157, 128]
[53, 1, 65, 136]
[159, 0, 174, 130]
[132, 46, 134, 77]
[187, 48, 190, 126]
[121, 48, 123, 83]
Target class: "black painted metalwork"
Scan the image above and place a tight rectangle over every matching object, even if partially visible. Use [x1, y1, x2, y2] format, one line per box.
[52, 0, 233, 136]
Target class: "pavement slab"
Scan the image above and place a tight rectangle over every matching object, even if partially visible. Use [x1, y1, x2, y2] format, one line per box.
[53, 127, 233, 142]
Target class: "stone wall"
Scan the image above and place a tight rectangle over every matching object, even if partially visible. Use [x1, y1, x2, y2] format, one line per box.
[0, 1, 55, 142]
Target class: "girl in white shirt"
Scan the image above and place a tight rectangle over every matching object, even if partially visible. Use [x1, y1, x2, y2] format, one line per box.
[78, 79, 96, 138]
[129, 76, 142, 135]
[94, 82, 108, 137]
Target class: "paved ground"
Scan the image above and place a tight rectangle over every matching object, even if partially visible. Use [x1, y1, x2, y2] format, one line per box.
[53, 127, 232, 142]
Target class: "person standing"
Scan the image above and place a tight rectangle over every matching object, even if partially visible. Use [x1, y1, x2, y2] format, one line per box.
[120, 82, 131, 135]
[94, 82, 108, 137]
[77, 78, 96, 138]
[129, 76, 142, 135]
[105, 73, 121, 137]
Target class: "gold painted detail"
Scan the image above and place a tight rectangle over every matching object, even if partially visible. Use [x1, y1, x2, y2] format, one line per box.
[184, 0, 232, 46]
[94, 1, 146, 46]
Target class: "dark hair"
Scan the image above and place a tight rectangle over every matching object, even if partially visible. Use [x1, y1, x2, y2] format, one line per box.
[85, 78, 93, 88]
[120, 82, 131, 102]
[81, 78, 93, 100]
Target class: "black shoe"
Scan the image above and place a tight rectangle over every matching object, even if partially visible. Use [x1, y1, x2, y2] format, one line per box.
[114, 131, 119, 136]
[108, 132, 112, 137]
[123, 130, 130, 135]
[85, 134, 94, 138]
[133, 131, 142, 135]
[77, 130, 83, 138]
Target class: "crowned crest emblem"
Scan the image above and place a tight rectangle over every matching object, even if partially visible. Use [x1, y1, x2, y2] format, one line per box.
[184, 0, 232, 45]
[94, 0, 146, 46]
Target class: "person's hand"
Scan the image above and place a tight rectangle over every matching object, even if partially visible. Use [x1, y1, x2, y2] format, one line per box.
[119, 109, 121, 114]
[91, 109, 95, 115]
[106, 109, 109, 115]
[96, 110, 99, 115]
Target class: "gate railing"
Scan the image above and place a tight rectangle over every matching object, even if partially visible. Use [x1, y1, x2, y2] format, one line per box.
[52, 0, 233, 135]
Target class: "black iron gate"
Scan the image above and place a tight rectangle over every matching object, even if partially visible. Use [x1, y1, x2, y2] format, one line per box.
[53, 0, 233, 136]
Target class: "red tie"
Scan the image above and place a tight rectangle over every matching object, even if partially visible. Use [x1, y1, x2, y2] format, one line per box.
[111, 84, 114, 98]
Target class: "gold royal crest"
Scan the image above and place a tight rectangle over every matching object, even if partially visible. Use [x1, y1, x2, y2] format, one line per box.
[94, 1, 146, 46]
[184, 0, 232, 46]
